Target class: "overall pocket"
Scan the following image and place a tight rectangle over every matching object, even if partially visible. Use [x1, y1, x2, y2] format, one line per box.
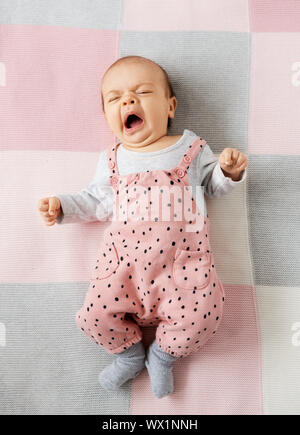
[173, 248, 213, 290]
[91, 242, 120, 280]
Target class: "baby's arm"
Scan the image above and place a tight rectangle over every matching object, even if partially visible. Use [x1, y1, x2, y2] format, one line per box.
[55, 150, 114, 224]
[198, 143, 248, 198]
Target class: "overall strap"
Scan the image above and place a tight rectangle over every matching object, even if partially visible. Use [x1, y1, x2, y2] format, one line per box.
[107, 141, 120, 187]
[175, 136, 207, 174]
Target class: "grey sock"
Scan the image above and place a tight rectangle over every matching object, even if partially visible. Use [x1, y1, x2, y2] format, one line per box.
[145, 340, 178, 399]
[98, 341, 146, 391]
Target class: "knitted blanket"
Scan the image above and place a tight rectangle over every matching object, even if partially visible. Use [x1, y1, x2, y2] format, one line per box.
[0, 0, 299, 415]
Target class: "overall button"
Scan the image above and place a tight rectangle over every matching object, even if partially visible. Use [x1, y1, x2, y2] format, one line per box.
[108, 161, 115, 169]
[183, 155, 191, 163]
[175, 168, 185, 178]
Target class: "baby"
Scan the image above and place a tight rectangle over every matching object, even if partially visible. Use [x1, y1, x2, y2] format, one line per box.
[38, 55, 248, 399]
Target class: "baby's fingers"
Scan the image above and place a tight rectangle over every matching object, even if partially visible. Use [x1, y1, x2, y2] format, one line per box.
[38, 198, 50, 212]
[45, 218, 56, 226]
[222, 148, 234, 166]
[49, 197, 60, 215]
[42, 209, 58, 219]
[231, 149, 240, 166]
[235, 159, 248, 173]
[235, 153, 248, 168]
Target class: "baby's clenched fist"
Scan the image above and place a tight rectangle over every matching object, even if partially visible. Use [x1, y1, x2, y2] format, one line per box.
[38, 197, 61, 226]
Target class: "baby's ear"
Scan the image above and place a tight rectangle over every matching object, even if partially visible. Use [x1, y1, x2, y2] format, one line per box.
[168, 96, 177, 118]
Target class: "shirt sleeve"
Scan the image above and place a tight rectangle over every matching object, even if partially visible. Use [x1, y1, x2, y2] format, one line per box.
[55, 150, 114, 224]
[198, 143, 247, 198]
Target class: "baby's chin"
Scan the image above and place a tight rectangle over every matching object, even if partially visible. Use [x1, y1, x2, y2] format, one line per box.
[119, 127, 159, 147]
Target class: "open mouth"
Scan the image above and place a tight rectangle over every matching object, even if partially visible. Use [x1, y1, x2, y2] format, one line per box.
[124, 113, 144, 133]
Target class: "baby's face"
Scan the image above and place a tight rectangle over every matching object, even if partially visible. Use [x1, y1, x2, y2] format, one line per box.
[101, 61, 177, 149]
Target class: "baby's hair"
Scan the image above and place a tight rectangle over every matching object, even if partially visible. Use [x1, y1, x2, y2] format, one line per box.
[101, 55, 176, 128]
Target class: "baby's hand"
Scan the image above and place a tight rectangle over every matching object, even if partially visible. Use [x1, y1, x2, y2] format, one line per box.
[219, 148, 248, 181]
[38, 196, 61, 226]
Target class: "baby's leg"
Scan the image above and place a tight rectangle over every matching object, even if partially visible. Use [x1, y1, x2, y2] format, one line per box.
[76, 277, 146, 391]
[99, 340, 146, 391]
[145, 340, 178, 399]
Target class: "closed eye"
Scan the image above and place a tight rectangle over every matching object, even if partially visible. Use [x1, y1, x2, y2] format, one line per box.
[108, 91, 151, 102]
[108, 96, 120, 102]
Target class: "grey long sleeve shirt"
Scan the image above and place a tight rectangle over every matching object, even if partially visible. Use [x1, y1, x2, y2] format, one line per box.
[56, 129, 247, 224]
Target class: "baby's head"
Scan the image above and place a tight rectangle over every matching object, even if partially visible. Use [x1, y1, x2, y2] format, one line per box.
[101, 56, 177, 149]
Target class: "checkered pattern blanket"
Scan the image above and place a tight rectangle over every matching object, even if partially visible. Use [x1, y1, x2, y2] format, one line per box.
[0, 0, 299, 415]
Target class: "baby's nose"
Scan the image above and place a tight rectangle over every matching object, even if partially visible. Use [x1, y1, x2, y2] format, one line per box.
[122, 95, 137, 105]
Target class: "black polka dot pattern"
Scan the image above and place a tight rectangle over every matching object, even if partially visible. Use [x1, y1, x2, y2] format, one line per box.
[75, 136, 225, 358]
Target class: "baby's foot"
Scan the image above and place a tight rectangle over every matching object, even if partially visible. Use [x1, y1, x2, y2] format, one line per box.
[98, 341, 145, 391]
[145, 340, 178, 399]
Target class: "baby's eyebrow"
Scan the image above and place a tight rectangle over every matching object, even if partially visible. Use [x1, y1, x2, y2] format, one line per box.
[104, 82, 154, 97]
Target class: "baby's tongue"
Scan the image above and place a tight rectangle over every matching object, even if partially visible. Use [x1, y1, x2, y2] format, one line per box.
[129, 115, 143, 128]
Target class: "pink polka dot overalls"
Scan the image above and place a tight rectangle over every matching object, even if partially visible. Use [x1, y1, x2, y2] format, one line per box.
[76, 136, 225, 358]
